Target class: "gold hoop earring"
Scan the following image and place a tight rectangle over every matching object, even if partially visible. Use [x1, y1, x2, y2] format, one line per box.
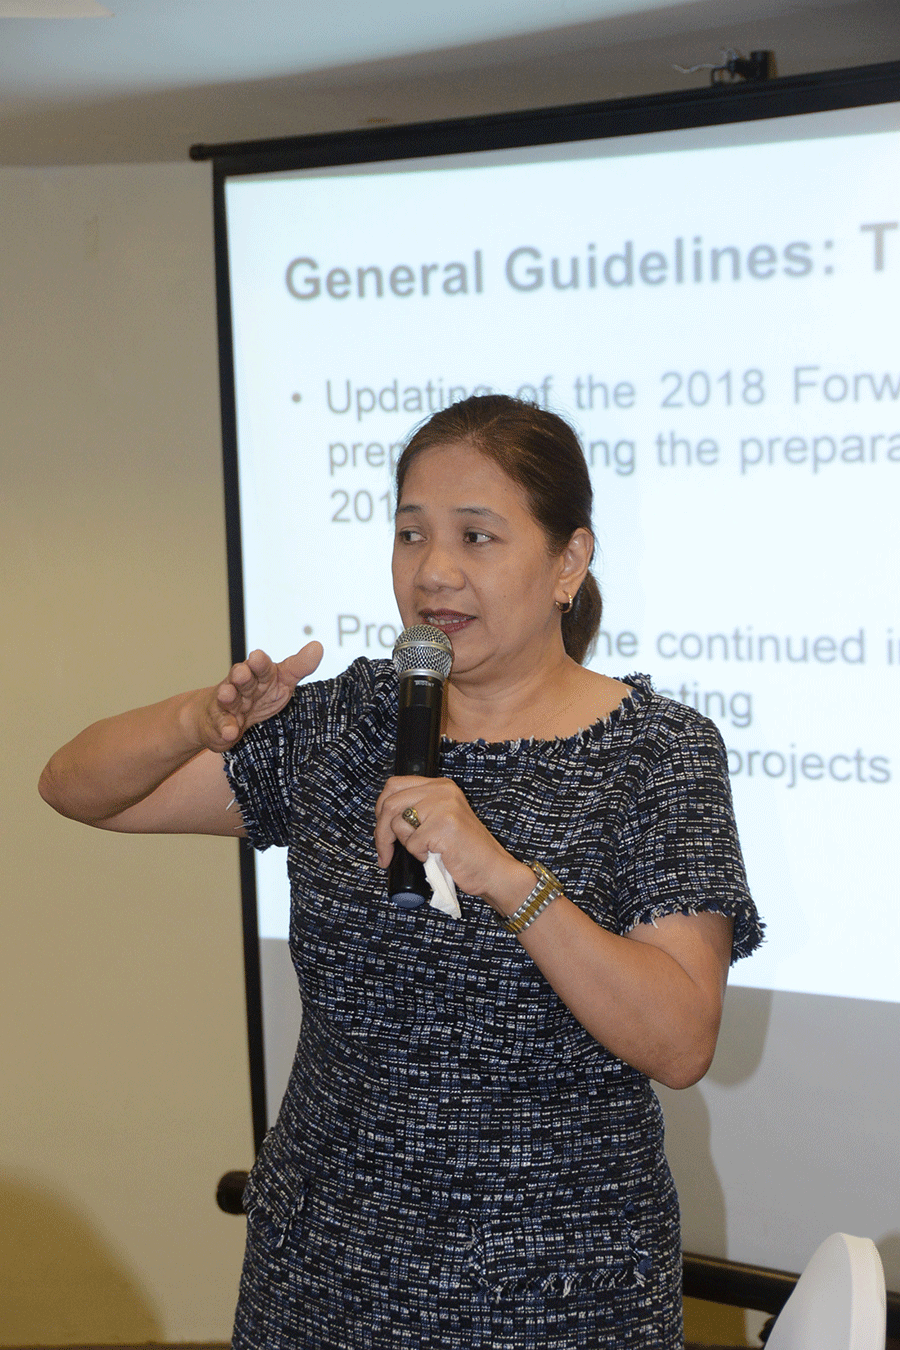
[555, 593, 574, 614]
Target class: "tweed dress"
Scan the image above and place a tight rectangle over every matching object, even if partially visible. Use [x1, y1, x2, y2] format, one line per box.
[225, 659, 762, 1350]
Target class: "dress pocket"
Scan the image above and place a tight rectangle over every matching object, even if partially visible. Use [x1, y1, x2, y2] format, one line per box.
[242, 1144, 309, 1254]
[465, 1205, 651, 1302]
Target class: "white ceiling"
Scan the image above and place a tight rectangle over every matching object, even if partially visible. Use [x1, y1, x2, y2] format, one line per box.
[1, 0, 899, 164]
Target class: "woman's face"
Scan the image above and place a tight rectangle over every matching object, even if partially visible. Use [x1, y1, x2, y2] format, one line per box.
[392, 440, 574, 684]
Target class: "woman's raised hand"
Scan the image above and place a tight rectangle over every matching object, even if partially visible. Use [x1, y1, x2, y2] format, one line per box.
[193, 642, 324, 752]
[39, 640, 325, 832]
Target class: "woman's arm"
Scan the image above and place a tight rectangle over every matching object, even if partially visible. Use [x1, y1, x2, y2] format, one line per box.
[38, 642, 322, 835]
[374, 772, 733, 1088]
[512, 886, 731, 1089]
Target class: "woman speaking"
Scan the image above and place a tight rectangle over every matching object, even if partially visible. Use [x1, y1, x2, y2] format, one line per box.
[40, 394, 762, 1348]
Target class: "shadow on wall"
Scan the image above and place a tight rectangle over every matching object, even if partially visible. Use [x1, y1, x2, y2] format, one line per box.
[260, 937, 303, 1124]
[657, 986, 773, 1348]
[659, 984, 772, 1238]
[880, 1233, 900, 1294]
[0, 1174, 163, 1346]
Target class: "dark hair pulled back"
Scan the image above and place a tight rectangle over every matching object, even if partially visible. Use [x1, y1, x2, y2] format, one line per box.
[395, 394, 602, 664]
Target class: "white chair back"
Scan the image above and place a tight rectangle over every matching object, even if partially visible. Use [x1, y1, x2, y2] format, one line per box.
[765, 1232, 886, 1350]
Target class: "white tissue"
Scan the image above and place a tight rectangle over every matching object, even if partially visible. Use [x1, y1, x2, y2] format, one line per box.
[424, 852, 461, 920]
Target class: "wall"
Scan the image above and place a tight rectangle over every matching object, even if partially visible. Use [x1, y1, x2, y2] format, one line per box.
[0, 163, 253, 1344]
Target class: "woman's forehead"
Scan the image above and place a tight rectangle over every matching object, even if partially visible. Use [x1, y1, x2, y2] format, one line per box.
[400, 440, 523, 504]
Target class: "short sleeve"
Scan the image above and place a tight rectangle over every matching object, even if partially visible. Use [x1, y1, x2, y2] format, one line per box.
[221, 657, 383, 851]
[615, 713, 763, 962]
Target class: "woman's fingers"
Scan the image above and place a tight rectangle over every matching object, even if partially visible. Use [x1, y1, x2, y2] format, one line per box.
[197, 642, 326, 751]
[233, 643, 323, 709]
[374, 777, 428, 866]
[279, 640, 324, 685]
[374, 776, 528, 904]
[233, 649, 272, 696]
[382, 799, 429, 867]
[374, 777, 484, 869]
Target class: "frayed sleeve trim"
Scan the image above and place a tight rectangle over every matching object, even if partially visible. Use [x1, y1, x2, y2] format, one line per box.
[623, 891, 765, 964]
[219, 658, 393, 852]
[221, 746, 286, 851]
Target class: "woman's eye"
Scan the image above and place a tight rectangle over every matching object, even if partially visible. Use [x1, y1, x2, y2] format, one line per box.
[396, 528, 423, 543]
[464, 530, 492, 544]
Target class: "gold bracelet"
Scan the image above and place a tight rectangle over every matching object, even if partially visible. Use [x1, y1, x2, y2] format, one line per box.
[499, 861, 563, 935]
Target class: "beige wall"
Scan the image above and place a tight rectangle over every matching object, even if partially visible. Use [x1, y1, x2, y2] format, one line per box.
[1, 163, 253, 1344]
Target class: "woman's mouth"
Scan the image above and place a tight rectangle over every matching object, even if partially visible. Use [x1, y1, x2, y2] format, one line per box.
[423, 610, 475, 635]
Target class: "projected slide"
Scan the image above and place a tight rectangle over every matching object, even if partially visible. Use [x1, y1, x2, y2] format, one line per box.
[225, 109, 900, 1006]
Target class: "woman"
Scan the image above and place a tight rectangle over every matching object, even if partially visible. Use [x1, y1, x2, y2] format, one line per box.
[40, 395, 762, 1348]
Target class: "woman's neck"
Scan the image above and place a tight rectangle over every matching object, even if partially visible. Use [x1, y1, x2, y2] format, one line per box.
[443, 654, 616, 743]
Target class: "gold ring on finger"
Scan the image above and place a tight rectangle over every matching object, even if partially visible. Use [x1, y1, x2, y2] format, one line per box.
[402, 806, 421, 830]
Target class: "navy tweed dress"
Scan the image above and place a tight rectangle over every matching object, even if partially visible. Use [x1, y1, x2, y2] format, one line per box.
[224, 659, 762, 1349]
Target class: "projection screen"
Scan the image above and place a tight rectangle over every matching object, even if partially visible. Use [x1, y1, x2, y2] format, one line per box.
[201, 62, 900, 1288]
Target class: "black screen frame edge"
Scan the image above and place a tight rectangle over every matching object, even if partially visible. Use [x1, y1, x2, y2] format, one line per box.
[208, 58, 900, 1159]
[212, 169, 269, 1151]
[195, 58, 900, 175]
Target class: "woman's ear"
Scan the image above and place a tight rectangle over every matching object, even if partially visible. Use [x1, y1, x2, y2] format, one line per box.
[558, 528, 594, 597]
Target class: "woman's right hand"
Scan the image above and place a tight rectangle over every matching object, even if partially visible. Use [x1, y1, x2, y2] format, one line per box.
[39, 640, 325, 833]
[190, 642, 324, 752]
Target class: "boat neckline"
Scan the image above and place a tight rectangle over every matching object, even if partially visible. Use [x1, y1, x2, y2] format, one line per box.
[438, 673, 653, 751]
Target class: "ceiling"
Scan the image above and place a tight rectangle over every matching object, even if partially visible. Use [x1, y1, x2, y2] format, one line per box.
[1, 0, 899, 165]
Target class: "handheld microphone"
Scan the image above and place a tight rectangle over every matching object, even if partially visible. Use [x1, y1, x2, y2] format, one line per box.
[388, 624, 453, 909]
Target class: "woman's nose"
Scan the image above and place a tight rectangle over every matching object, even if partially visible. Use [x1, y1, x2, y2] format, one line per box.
[415, 539, 464, 591]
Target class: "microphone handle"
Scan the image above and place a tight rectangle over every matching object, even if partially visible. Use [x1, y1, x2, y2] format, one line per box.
[388, 673, 443, 909]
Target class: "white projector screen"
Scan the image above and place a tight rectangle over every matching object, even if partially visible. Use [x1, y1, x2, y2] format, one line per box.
[210, 70, 900, 1288]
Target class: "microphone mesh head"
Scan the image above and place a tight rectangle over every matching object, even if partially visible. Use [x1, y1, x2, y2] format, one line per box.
[392, 624, 453, 681]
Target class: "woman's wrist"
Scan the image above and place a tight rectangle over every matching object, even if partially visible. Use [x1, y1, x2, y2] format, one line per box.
[175, 686, 226, 755]
[498, 861, 565, 935]
[480, 854, 542, 916]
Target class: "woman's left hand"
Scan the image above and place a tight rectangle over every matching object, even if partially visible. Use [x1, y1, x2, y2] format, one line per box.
[374, 775, 531, 907]
[376, 777, 733, 1089]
